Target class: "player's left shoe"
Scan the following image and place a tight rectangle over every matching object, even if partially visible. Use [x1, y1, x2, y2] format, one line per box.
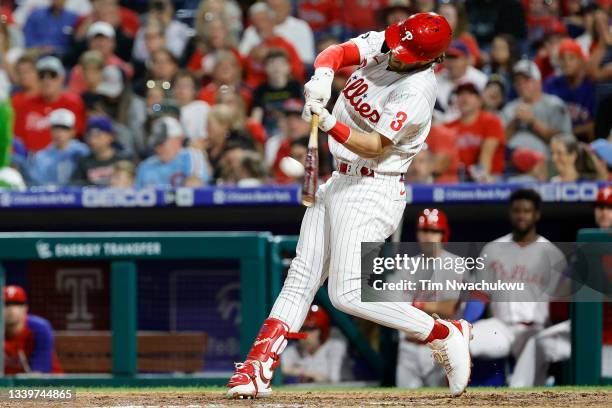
[428, 317, 473, 397]
[226, 318, 304, 399]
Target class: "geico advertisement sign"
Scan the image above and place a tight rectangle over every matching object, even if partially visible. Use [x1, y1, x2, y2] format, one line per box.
[534, 182, 600, 202]
[82, 188, 157, 207]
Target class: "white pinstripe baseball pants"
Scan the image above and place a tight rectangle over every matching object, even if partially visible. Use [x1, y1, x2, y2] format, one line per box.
[270, 172, 435, 341]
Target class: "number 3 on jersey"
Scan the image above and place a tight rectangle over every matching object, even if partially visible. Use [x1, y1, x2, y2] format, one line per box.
[390, 112, 407, 131]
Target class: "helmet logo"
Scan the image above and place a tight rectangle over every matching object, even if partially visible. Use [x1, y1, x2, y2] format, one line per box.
[401, 30, 413, 42]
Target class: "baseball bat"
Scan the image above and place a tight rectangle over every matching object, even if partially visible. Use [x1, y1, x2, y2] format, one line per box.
[301, 114, 319, 207]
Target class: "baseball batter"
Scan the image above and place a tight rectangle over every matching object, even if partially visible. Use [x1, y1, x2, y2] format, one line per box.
[227, 13, 472, 399]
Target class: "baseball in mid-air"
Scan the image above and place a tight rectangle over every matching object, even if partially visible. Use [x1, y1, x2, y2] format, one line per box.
[280, 156, 305, 178]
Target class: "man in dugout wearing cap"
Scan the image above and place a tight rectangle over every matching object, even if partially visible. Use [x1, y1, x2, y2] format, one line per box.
[4, 285, 63, 375]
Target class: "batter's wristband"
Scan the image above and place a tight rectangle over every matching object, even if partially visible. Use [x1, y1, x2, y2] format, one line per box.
[328, 120, 351, 144]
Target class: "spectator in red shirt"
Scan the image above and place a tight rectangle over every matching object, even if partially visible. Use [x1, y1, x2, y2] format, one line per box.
[298, 0, 342, 38]
[4, 285, 63, 375]
[68, 22, 133, 94]
[13, 56, 85, 152]
[342, 0, 389, 35]
[446, 83, 506, 182]
[426, 125, 460, 184]
[241, 3, 305, 89]
[198, 50, 252, 111]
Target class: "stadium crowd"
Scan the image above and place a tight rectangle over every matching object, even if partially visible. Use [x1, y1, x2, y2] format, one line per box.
[0, 0, 610, 189]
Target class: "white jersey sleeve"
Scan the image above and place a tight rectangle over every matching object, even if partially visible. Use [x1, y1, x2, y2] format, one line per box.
[350, 31, 386, 64]
[370, 90, 433, 145]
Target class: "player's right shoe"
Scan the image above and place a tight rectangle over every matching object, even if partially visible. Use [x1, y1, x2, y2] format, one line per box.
[427, 317, 473, 397]
[226, 317, 304, 399]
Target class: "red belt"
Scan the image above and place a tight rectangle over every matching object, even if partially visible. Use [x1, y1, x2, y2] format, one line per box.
[337, 162, 406, 181]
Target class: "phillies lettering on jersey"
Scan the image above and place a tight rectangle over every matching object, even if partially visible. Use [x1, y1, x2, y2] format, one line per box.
[330, 30, 437, 174]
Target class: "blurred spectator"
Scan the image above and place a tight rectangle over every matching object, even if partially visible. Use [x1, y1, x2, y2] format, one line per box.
[131, 18, 166, 83]
[13, 0, 90, 27]
[22, 0, 78, 57]
[465, 0, 527, 49]
[438, 0, 481, 67]
[194, 0, 243, 42]
[251, 50, 303, 134]
[135, 48, 179, 96]
[14, 56, 85, 152]
[132, 0, 190, 64]
[281, 305, 347, 383]
[240, 0, 315, 65]
[71, 0, 137, 64]
[216, 87, 267, 146]
[197, 50, 251, 108]
[507, 148, 548, 183]
[591, 139, 612, 180]
[175, 70, 209, 142]
[482, 76, 507, 116]
[28, 108, 89, 186]
[68, 21, 133, 94]
[502, 60, 572, 158]
[298, 0, 342, 39]
[4, 285, 63, 375]
[586, 8, 612, 140]
[187, 14, 241, 81]
[0, 14, 24, 83]
[446, 82, 505, 182]
[550, 133, 601, 181]
[219, 147, 266, 187]
[405, 148, 434, 184]
[594, 185, 612, 228]
[426, 125, 460, 183]
[436, 40, 487, 120]
[482, 34, 519, 89]
[71, 116, 128, 186]
[206, 104, 255, 180]
[10, 52, 40, 100]
[377, 0, 413, 27]
[241, 3, 305, 89]
[342, 0, 389, 36]
[135, 116, 210, 188]
[544, 38, 597, 142]
[523, 0, 566, 43]
[533, 31, 567, 81]
[110, 159, 135, 188]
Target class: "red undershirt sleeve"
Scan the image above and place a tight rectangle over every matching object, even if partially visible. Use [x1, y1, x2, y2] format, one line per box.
[313, 41, 361, 72]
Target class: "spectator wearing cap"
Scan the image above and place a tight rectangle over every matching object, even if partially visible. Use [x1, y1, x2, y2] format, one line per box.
[251, 50, 303, 134]
[281, 305, 347, 384]
[14, 56, 85, 153]
[590, 139, 612, 180]
[544, 38, 597, 142]
[446, 83, 506, 182]
[68, 21, 133, 95]
[502, 59, 572, 158]
[239, 3, 305, 89]
[425, 125, 460, 184]
[28, 108, 89, 186]
[507, 148, 548, 183]
[174, 70, 210, 143]
[132, 0, 190, 65]
[4, 285, 63, 375]
[135, 116, 210, 188]
[550, 133, 601, 182]
[436, 40, 487, 121]
[22, 0, 78, 56]
[71, 116, 129, 186]
[594, 185, 612, 229]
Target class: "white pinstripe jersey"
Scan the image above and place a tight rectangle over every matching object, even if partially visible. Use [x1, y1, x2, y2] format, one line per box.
[330, 30, 438, 174]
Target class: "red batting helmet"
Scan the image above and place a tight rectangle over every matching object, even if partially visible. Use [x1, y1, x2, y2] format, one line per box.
[416, 208, 450, 242]
[385, 12, 452, 64]
[302, 305, 331, 342]
[596, 186, 612, 205]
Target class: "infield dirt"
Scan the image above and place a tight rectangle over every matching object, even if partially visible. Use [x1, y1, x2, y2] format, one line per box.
[3, 388, 612, 407]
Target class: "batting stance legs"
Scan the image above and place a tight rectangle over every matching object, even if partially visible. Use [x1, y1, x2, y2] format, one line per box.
[227, 174, 472, 398]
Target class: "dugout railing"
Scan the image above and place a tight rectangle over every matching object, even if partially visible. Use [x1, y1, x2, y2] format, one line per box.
[0, 231, 608, 387]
